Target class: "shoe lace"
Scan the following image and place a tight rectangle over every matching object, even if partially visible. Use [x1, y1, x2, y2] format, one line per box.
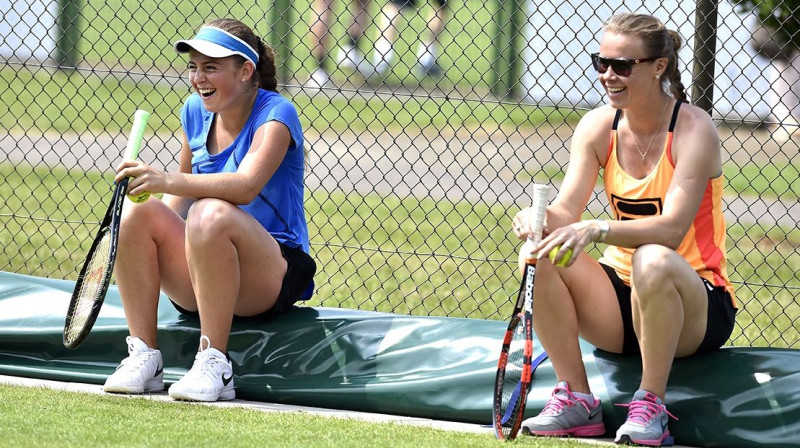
[117, 337, 154, 371]
[185, 335, 228, 382]
[541, 385, 594, 416]
[616, 399, 678, 424]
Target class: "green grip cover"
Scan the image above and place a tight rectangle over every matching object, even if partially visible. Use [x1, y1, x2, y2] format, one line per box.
[123, 109, 150, 161]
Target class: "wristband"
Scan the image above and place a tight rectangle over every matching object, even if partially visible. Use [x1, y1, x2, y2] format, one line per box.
[595, 219, 610, 243]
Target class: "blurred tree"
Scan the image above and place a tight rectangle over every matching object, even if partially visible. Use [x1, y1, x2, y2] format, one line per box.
[730, 0, 800, 52]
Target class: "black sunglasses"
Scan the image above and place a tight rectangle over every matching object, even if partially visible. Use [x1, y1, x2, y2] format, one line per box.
[590, 53, 658, 77]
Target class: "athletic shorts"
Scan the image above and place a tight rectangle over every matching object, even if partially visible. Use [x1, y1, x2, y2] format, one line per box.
[170, 242, 316, 321]
[390, 0, 447, 9]
[600, 263, 737, 356]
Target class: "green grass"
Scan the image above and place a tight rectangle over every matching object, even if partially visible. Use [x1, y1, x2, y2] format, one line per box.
[725, 221, 800, 347]
[0, 64, 565, 137]
[0, 66, 184, 135]
[0, 384, 594, 448]
[724, 160, 800, 200]
[305, 189, 529, 320]
[1, 161, 797, 347]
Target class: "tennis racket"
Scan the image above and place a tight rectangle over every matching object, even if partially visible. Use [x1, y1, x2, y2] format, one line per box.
[493, 183, 550, 440]
[63, 109, 151, 349]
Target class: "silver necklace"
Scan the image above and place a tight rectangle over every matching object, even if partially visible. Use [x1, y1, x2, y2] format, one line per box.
[631, 99, 669, 163]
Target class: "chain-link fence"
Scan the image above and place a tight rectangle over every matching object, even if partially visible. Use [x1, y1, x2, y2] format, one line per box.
[1, 0, 797, 348]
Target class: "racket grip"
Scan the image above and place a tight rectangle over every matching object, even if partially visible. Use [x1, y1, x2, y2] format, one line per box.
[529, 184, 550, 242]
[520, 184, 551, 260]
[124, 109, 151, 161]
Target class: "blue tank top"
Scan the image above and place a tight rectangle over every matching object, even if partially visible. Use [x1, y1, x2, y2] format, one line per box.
[180, 90, 311, 252]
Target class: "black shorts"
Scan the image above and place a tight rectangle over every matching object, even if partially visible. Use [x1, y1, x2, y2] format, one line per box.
[170, 243, 316, 321]
[600, 263, 737, 356]
[390, 0, 447, 9]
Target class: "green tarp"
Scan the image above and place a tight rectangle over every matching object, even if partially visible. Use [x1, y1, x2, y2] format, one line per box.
[0, 271, 797, 446]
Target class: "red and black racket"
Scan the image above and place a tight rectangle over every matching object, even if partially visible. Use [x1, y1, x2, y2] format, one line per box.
[493, 184, 550, 440]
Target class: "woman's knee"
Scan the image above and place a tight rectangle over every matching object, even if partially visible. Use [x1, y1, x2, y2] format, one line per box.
[119, 198, 165, 238]
[185, 199, 238, 243]
[630, 244, 678, 296]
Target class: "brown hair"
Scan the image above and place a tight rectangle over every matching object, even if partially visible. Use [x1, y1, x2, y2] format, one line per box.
[205, 18, 278, 92]
[604, 13, 687, 101]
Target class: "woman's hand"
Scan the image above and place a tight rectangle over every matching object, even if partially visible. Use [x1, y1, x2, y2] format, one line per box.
[115, 160, 169, 197]
[512, 207, 550, 241]
[511, 207, 527, 239]
[536, 220, 600, 268]
[513, 207, 552, 270]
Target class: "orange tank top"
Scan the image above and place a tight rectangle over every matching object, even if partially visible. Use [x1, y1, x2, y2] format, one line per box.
[600, 101, 736, 305]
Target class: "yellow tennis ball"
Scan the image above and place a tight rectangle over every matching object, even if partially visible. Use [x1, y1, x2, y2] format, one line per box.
[127, 191, 151, 203]
[128, 185, 150, 204]
[126, 176, 150, 203]
[548, 246, 573, 267]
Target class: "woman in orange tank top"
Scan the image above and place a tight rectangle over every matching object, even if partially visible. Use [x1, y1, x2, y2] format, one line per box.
[510, 13, 736, 447]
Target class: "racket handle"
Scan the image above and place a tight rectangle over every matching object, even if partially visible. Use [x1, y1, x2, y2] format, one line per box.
[529, 184, 549, 242]
[124, 109, 151, 161]
[521, 184, 551, 259]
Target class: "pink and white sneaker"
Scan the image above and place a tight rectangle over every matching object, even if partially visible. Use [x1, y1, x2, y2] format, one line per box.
[615, 390, 677, 446]
[521, 381, 605, 437]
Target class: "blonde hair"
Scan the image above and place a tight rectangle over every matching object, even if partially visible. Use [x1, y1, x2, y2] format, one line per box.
[604, 13, 687, 101]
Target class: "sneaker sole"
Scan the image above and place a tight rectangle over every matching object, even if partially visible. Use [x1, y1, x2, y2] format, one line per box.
[522, 422, 606, 438]
[169, 388, 235, 402]
[615, 433, 674, 446]
[103, 380, 164, 394]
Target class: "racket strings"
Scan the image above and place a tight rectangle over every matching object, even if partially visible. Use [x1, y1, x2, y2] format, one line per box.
[65, 234, 112, 342]
[499, 319, 527, 427]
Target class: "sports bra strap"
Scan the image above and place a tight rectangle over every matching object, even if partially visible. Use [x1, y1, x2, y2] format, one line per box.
[610, 99, 684, 132]
[667, 99, 683, 132]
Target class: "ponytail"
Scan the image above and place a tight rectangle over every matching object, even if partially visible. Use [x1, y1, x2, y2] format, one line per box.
[255, 38, 278, 92]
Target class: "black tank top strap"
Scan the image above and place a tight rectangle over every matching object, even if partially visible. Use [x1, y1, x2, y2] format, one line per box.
[612, 109, 622, 130]
[668, 100, 683, 132]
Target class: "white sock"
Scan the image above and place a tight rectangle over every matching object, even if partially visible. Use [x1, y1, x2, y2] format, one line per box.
[573, 391, 596, 404]
[374, 37, 394, 65]
[416, 41, 436, 66]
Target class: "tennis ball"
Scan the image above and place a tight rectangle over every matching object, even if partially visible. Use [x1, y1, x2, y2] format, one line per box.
[548, 246, 573, 267]
[126, 176, 150, 203]
[127, 191, 151, 203]
[128, 191, 150, 204]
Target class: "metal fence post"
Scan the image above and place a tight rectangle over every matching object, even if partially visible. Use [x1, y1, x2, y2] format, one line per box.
[55, 0, 81, 69]
[504, 0, 524, 99]
[270, 0, 293, 84]
[491, 0, 510, 98]
[691, 0, 719, 115]
[491, 0, 524, 99]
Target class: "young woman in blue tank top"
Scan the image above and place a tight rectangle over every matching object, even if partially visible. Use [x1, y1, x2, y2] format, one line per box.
[102, 18, 316, 403]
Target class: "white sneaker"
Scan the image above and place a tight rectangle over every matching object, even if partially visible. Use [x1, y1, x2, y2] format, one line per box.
[337, 44, 363, 70]
[103, 336, 164, 394]
[372, 59, 391, 77]
[168, 335, 235, 402]
[770, 120, 799, 143]
[337, 45, 373, 77]
[371, 48, 394, 78]
[306, 68, 330, 89]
